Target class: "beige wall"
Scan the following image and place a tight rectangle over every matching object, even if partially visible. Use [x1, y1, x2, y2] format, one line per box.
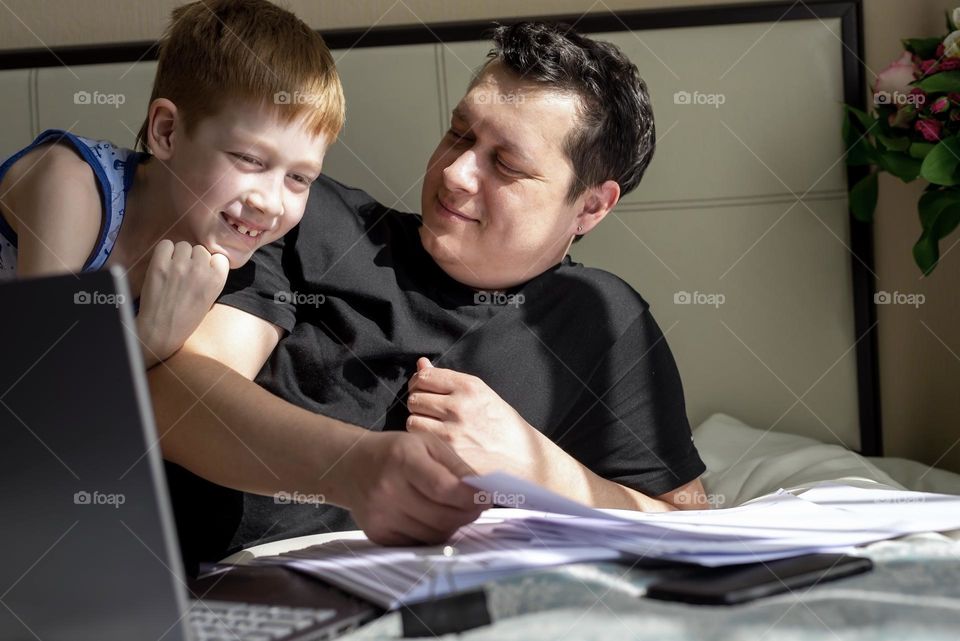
[0, 0, 818, 47]
[1, 0, 958, 473]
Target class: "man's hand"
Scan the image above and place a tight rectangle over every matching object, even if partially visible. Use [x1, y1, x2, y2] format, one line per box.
[340, 430, 485, 546]
[137, 240, 230, 368]
[404, 357, 705, 513]
[405, 357, 546, 479]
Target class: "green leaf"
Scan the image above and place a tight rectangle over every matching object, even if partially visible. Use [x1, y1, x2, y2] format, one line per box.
[913, 206, 960, 275]
[902, 37, 943, 59]
[846, 139, 879, 166]
[935, 204, 960, 238]
[914, 234, 940, 274]
[915, 71, 960, 93]
[913, 191, 960, 275]
[876, 132, 911, 152]
[842, 106, 880, 166]
[920, 136, 960, 185]
[849, 172, 879, 222]
[843, 105, 877, 132]
[879, 151, 922, 181]
[917, 189, 960, 230]
[909, 142, 937, 159]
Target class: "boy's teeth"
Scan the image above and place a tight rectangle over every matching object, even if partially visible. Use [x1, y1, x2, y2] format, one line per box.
[230, 220, 262, 238]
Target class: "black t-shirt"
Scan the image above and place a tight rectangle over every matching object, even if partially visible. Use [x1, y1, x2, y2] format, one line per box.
[167, 175, 704, 568]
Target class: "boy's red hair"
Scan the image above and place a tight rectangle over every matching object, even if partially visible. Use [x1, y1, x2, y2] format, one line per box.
[136, 0, 345, 152]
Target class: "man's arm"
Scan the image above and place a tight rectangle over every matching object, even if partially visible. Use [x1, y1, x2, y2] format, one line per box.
[406, 358, 708, 511]
[149, 304, 484, 544]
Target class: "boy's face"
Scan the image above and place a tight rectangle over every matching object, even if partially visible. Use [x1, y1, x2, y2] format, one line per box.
[165, 100, 328, 269]
[419, 63, 587, 291]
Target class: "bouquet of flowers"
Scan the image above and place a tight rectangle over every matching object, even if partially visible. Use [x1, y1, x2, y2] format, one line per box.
[845, 9, 960, 274]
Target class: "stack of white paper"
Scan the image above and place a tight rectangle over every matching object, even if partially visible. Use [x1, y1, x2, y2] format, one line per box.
[255, 473, 960, 608]
[260, 521, 623, 609]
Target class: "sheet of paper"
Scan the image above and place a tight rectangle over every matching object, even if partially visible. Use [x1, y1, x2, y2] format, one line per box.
[258, 473, 960, 608]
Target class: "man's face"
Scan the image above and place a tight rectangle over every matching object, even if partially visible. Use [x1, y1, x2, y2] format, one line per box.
[420, 63, 587, 290]
[167, 100, 328, 269]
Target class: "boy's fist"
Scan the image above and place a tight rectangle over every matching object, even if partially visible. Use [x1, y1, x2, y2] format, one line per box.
[137, 240, 229, 367]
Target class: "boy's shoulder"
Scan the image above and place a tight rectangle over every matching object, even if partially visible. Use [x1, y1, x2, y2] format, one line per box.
[1, 139, 103, 272]
[4, 138, 95, 184]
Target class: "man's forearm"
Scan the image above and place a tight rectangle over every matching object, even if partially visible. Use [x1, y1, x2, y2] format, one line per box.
[147, 351, 365, 507]
[539, 444, 675, 511]
[522, 428, 681, 511]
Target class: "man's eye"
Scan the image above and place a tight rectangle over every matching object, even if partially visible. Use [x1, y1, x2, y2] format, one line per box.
[496, 157, 522, 175]
[446, 129, 472, 144]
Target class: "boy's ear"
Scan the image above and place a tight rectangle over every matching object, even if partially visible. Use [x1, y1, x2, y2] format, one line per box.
[146, 98, 178, 160]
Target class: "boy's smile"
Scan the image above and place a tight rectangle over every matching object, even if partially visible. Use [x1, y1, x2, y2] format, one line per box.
[153, 98, 329, 268]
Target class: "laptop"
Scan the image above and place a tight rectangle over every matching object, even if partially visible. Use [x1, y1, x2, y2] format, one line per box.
[0, 268, 380, 641]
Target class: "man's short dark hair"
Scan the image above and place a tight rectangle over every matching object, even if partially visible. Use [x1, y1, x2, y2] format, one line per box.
[484, 22, 656, 209]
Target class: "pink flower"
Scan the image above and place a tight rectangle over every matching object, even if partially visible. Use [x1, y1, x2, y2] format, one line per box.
[949, 92, 960, 104]
[916, 118, 942, 141]
[937, 43, 946, 58]
[938, 58, 960, 72]
[920, 59, 938, 75]
[909, 87, 929, 109]
[875, 51, 919, 95]
[931, 96, 951, 113]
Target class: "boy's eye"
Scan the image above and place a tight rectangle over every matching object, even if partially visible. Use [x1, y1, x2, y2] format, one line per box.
[232, 153, 262, 166]
[288, 173, 312, 185]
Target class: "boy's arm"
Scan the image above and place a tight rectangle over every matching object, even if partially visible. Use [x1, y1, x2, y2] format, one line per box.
[149, 303, 484, 545]
[0, 143, 101, 277]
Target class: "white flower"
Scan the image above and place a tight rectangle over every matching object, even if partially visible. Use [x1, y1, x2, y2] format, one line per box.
[953, 8, 960, 30]
[945, 29, 960, 58]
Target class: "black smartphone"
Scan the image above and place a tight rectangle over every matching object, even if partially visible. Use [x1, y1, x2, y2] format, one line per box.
[644, 553, 873, 605]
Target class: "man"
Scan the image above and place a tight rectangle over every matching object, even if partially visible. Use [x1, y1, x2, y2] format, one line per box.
[150, 22, 707, 570]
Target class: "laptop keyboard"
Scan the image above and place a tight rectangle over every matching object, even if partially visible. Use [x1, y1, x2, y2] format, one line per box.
[188, 599, 337, 641]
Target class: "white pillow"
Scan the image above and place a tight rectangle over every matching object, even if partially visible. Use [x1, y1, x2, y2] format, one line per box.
[692, 413, 904, 507]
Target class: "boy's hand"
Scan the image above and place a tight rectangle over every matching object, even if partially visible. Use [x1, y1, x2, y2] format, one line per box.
[341, 431, 485, 546]
[137, 240, 229, 368]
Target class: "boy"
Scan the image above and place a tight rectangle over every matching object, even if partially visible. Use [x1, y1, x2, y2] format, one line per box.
[0, 0, 344, 367]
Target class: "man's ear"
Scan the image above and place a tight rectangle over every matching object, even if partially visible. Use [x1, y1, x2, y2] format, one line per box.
[575, 179, 620, 236]
[145, 98, 178, 161]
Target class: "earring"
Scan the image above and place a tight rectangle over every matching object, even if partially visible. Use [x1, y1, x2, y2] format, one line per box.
[577, 225, 583, 233]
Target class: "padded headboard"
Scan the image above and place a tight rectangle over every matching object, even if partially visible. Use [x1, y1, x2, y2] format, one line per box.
[0, 1, 880, 453]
